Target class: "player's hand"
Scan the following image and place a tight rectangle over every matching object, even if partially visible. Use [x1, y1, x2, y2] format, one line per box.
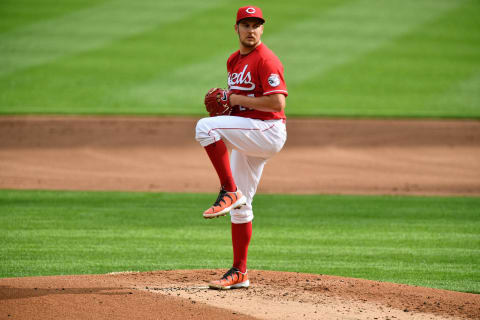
[204, 88, 232, 117]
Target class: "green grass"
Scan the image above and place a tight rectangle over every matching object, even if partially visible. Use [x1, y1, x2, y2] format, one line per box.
[0, 0, 479, 118]
[1, 190, 479, 293]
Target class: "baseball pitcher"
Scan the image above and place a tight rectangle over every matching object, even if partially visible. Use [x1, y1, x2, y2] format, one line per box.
[195, 5, 287, 289]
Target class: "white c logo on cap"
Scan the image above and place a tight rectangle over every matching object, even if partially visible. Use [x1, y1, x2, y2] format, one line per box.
[246, 7, 256, 14]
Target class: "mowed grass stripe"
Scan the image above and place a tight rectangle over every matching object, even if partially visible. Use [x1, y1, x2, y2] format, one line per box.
[0, 2, 242, 114]
[0, 1, 339, 114]
[0, 0, 227, 77]
[122, 0, 464, 115]
[436, 70, 480, 117]
[0, 0, 479, 117]
[120, 0, 348, 113]
[270, 0, 465, 84]
[289, 0, 480, 117]
[1, 190, 478, 293]
[0, 0, 107, 34]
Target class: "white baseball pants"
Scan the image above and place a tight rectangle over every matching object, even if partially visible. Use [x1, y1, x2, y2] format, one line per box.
[195, 116, 287, 224]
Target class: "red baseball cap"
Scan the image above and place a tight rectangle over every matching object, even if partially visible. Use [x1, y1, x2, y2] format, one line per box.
[236, 6, 265, 24]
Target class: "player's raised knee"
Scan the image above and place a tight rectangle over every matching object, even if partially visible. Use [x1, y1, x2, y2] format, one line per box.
[195, 118, 215, 146]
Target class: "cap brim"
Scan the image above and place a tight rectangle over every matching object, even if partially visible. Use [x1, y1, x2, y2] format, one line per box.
[236, 17, 265, 24]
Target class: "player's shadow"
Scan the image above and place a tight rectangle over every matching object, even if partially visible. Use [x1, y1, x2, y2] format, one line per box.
[0, 285, 133, 300]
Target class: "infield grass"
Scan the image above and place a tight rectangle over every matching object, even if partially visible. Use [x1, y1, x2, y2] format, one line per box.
[1, 190, 478, 294]
[1, 0, 479, 118]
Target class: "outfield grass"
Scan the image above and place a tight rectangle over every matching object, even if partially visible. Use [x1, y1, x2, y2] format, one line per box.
[1, 0, 479, 118]
[1, 190, 478, 293]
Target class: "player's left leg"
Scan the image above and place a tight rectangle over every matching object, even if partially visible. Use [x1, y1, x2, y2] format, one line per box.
[195, 115, 285, 219]
[201, 140, 246, 219]
[195, 117, 247, 218]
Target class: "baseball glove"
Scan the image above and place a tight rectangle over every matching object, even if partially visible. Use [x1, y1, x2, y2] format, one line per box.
[204, 88, 232, 117]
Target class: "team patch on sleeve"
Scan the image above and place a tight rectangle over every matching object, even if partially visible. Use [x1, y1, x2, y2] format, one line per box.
[268, 74, 280, 87]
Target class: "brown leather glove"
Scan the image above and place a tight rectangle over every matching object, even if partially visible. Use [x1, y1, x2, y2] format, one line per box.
[204, 88, 232, 117]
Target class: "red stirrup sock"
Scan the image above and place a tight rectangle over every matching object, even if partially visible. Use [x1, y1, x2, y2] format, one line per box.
[231, 221, 252, 274]
[204, 140, 237, 192]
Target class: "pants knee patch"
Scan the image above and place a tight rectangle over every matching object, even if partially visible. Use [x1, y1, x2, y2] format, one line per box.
[230, 209, 253, 224]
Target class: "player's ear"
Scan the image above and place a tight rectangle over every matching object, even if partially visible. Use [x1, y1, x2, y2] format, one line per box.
[234, 23, 239, 33]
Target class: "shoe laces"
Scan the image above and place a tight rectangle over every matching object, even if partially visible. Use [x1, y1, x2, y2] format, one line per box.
[212, 188, 234, 207]
[221, 267, 240, 280]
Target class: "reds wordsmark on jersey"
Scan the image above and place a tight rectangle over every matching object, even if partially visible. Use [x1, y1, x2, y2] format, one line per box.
[227, 43, 287, 120]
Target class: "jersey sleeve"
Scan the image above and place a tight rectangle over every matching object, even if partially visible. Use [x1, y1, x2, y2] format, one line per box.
[260, 58, 288, 97]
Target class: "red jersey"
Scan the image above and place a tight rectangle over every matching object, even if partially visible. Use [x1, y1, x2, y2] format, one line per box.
[227, 43, 287, 120]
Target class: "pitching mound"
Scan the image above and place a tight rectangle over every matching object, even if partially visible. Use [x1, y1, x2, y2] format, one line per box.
[1, 270, 478, 320]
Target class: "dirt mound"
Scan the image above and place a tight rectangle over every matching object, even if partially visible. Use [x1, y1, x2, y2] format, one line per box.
[1, 270, 478, 320]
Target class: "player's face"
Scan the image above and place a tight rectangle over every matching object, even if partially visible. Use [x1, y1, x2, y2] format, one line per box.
[235, 18, 264, 49]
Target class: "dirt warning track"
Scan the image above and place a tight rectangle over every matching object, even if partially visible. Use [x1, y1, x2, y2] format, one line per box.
[1, 116, 479, 195]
